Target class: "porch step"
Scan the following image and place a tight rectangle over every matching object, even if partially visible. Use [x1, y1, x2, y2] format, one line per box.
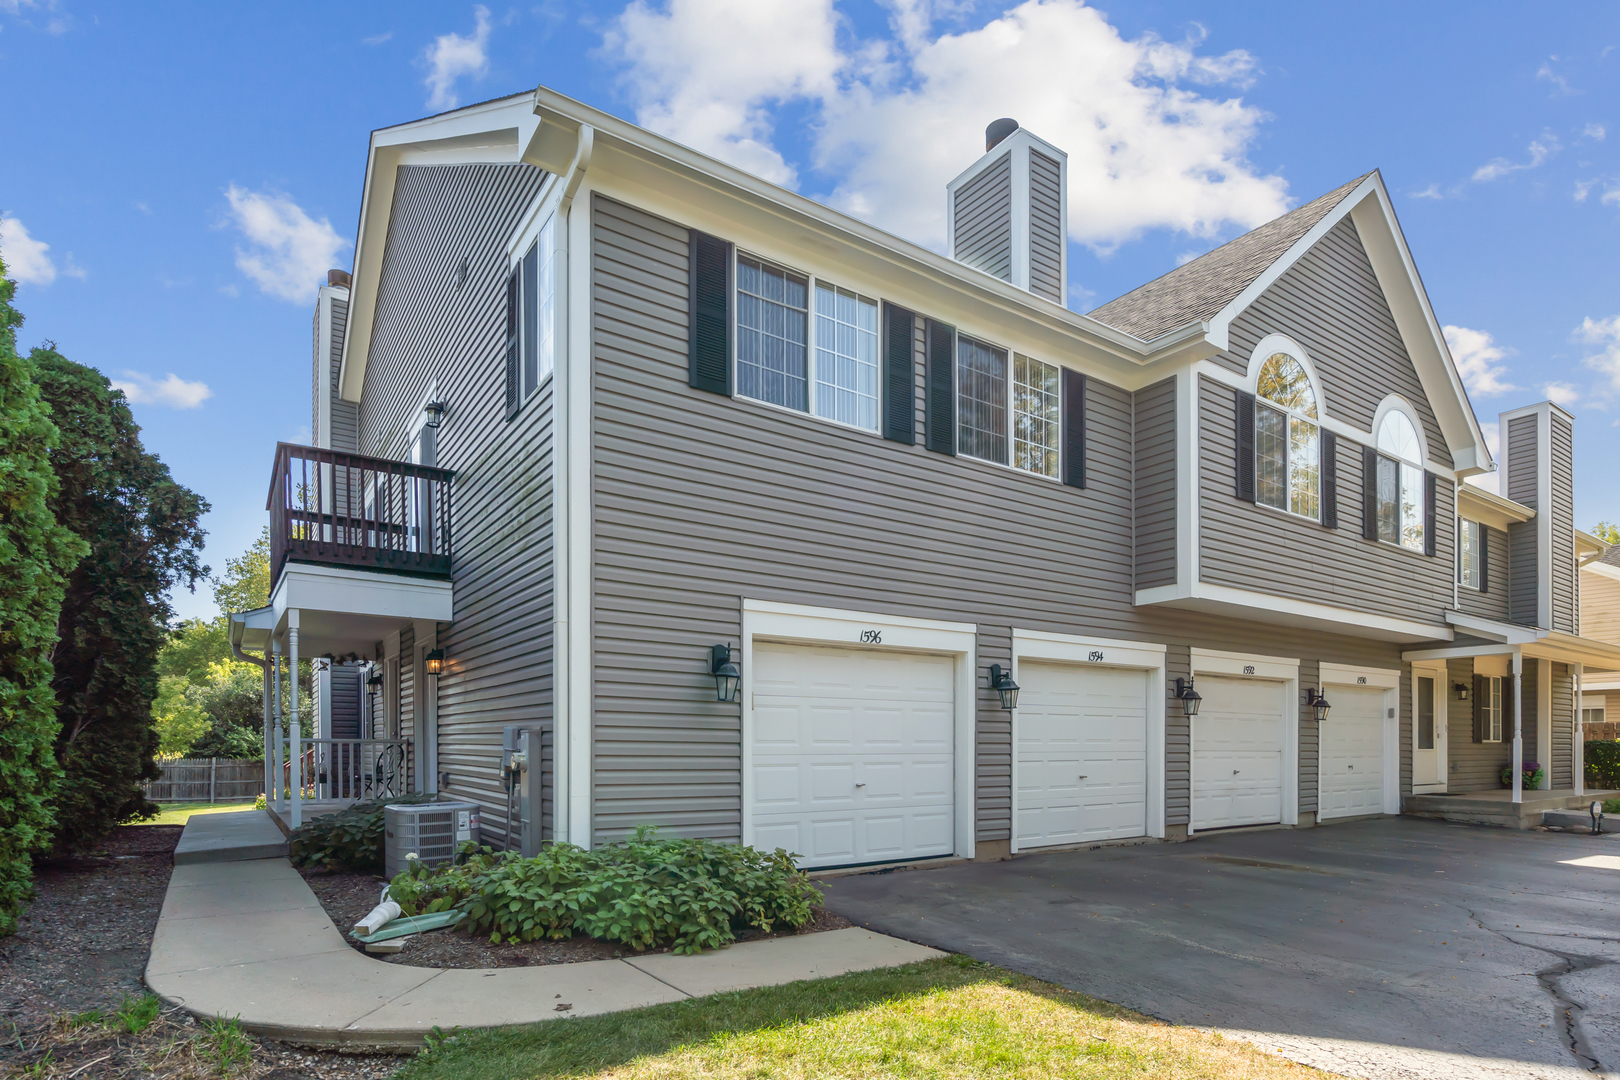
[1403, 790, 1620, 830]
[173, 809, 289, 864]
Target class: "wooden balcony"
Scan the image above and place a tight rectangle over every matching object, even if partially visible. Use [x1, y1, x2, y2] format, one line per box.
[268, 443, 453, 590]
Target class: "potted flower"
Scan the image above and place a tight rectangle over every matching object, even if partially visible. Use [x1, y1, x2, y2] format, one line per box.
[1500, 761, 1544, 789]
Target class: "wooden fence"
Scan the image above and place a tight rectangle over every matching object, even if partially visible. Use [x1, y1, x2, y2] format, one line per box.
[1585, 724, 1620, 743]
[145, 758, 263, 803]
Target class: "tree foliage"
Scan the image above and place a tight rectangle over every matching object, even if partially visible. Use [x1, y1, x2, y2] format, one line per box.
[213, 526, 271, 615]
[33, 348, 208, 849]
[152, 676, 212, 757]
[1592, 521, 1620, 547]
[0, 259, 88, 934]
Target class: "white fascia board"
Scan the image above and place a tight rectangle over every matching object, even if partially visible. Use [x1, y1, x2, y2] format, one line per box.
[1319, 661, 1402, 689]
[1584, 561, 1620, 585]
[1576, 529, 1607, 559]
[1457, 483, 1534, 531]
[1134, 580, 1451, 644]
[339, 94, 542, 404]
[270, 563, 453, 625]
[1443, 609, 1544, 644]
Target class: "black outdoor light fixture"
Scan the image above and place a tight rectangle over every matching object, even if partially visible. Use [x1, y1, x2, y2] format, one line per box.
[710, 644, 741, 703]
[1175, 677, 1202, 718]
[1453, 681, 1471, 702]
[1306, 687, 1332, 722]
[367, 668, 383, 690]
[423, 400, 448, 429]
[424, 648, 445, 676]
[987, 664, 1020, 711]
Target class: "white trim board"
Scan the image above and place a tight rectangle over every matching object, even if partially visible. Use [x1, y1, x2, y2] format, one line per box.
[1137, 581, 1452, 645]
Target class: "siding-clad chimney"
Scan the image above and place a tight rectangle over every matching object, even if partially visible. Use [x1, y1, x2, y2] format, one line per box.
[946, 119, 1068, 305]
[1500, 401, 1577, 632]
[312, 273, 358, 452]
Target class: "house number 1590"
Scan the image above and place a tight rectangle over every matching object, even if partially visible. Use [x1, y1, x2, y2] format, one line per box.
[860, 630, 882, 644]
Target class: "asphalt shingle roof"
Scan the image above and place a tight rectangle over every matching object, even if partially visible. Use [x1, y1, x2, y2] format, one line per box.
[1087, 172, 1375, 341]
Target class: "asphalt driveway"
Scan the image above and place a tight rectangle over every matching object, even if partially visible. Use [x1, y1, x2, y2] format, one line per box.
[822, 818, 1620, 1080]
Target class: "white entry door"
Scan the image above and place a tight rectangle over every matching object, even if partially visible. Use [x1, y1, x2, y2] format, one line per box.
[1319, 685, 1387, 818]
[1411, 672, 1445, 792]
[748, 642, 955, 869]
[1192, 675, 1284, 830]
[1016, 662, 1148, 848]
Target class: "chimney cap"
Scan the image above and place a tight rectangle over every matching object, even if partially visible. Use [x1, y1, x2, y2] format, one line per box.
[985, 118, 1019, 152]
[327, 269, 352, 288]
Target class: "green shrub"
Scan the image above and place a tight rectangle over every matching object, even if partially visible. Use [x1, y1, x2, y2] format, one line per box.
[287, 793, 436, 871]
[1587, 740, 1620, 790]
[391, 827, 823, 955]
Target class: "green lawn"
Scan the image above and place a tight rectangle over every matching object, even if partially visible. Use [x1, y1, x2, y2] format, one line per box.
[126, 801, 258, 826]
[397, 956, 1329, 1080]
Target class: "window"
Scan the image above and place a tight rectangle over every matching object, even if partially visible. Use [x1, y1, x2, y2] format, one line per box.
[957, 335, 1008, 464]
[1254, 352, 1319, 519]
[1458, 518, 1483, 589]
[737, 255, 809, 411]
[1482, 676, 1502, 743]
[1013, 354, 1061, 478]
[813, 282, 879, 429]
[1417, 676, 1435, 750]
[1376, 410, 1424, 551]
[507, 215, 556, 412]
[1582, 706, 1605, 728]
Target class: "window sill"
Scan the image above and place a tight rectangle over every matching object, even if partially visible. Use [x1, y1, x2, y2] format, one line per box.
[1251, 499, 1322, 527]
[733, 390, 884, 440]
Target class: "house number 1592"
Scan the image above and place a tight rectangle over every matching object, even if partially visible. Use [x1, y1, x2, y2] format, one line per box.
[860, 630, 882, 644]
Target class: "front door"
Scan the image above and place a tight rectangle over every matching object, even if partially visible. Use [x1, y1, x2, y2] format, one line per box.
[1412, 672, 1446, 792]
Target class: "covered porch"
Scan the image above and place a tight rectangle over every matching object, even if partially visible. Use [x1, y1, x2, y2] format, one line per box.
[227, 443, 455, 830]
[1401, 611, 1620, 827]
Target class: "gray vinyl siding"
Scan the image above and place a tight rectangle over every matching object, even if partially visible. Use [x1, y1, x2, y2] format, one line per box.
[1505, 416, 1541, 623]
[1299, 658, 1319, 818]
[1399, 665, 1413, 797]
[1552, 414, 1576, 633]
[1580, 571, 1620, 645]
[1133, 377, 1177, 590]
[1210, 217, 1452, 471]
[329, 296, 359, 453]
[589, 192, 1410, 847]
[1165, 645, 1190, 828]
[1552, 663, 1573, 789]
[1446, 658, 1508, 790]
[1456, 521, 1509, 621]
[356, 161, 551, 831]
[398, 624, 416, 789]
[1028, 148, 1062, 303]
[1199, 375, 1454, 628]
[953, 152, 1012, 283]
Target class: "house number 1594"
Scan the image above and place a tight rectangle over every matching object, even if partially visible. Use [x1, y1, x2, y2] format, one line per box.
[860, 630, 882, 644]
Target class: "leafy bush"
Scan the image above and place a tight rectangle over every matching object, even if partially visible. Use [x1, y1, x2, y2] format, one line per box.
[287, 793, 436, 871]
[1500, 761, 1544, 789]
[389, 827, 823, 955]
[1587, 741, 1620, 790]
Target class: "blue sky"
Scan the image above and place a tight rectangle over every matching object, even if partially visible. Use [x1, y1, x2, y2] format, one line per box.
[4, 1, 1619, 622]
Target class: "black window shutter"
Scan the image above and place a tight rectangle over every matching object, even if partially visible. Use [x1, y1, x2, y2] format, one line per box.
[688, 230, 733, 395]
[1062, 369, 1087, 489]
[1321, 430, 1338, 529]
[882, 303, 916, 445]
[1234, 389, 1255, 502]
[1503, 675, 1515, 736]
[1362, 446, 1379, 540]
[504, 269, 520, 419]
[1480, 525, 1490, 592]
[1472, 675, 1485, 742]
[1423, 471, 1437, 556]
[924, 318, 955, 456]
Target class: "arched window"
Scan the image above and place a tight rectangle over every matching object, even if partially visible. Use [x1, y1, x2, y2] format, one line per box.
[1375, 409, 1424, 551]
[1254, 352, 1320, 519]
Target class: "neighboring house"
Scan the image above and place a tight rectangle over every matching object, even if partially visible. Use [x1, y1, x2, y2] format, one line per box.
[1576, 543, 1620, 740]
[229, 86, 1620, 862]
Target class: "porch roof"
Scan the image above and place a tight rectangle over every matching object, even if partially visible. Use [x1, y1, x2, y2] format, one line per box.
[1400, 610, 1620, 672]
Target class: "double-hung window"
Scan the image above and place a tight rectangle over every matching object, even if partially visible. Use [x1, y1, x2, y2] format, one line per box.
[506, 214, 556, 414]
[1375, 411, 1424, 550]
[1458, 518, 1483, 589]
[735, 253, 880, 432]
[1481, 676, 1503, 742]
[955, 335, 1061, 479]
[1254, 352, 1320, 519]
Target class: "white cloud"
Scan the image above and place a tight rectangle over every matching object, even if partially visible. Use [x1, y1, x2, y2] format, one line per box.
[1444, 325, 1516, 396]
[223, 186, 348, 304]
[1584, 122, 1606, 141]
[424, 6, 491, 111]
[1576, 178, 1598, 202]
[1472, 136, 1558, 182]
[111, 371, 213, 409]
[606, 0, 1290, 252]
[1411, 183, 1445, 200]
[1544, 381, 1580, 407]
[1604, 186, 1620, 207]
[1465, 420, 1502, 493]
[1537, 58, 1578, 96]
[363, 30, 393, 45]
[1578, 314, 1620, 390]
[0, 216, 63, 285]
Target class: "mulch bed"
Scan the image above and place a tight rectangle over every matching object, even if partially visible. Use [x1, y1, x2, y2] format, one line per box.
[0, 824, 402, 1079]
[299, 865, 853, 968]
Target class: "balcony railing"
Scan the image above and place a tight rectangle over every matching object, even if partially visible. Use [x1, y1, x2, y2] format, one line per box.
[268, 442, 453, 588]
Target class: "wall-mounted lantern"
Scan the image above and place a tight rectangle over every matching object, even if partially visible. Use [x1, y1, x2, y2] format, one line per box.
[423, 400, 448, 429]
[710, 644, 741, 703]
[366, 669, 383, 690]
[1306, 687, 1332, 722]
[424, 648, 446, 676]
[987, 664, 1020, 711]
[1175, 677, 1202, 718]
[1453, 682, 1471, 702]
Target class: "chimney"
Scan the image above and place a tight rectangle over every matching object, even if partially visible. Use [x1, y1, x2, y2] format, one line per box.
[327, 268, 352, 288]
[1499, 401, 1576, 632]
[946, 119, 1068, 304]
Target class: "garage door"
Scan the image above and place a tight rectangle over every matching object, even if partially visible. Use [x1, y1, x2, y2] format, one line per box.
[1016, 662, 1148, 848]
[749, 642, 954, 869]
[1192, 675, 1284, 830]
[1318, 685, 1385, 819]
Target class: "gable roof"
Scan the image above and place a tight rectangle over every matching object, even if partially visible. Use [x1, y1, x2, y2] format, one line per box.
[1088, 173, 1372, 341]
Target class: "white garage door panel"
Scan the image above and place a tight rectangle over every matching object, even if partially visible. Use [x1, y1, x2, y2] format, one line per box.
[750, 642, 955, 868]
[1193, 675, 1284, 830]
[1016, 662, 1148, 848]
[1319, 685, 1385, 819]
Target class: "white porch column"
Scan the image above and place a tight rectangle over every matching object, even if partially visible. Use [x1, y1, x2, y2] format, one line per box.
[271, 642, 283, 807]
[1512, 647, 1524, 805]
[261, 663, 272, 806]
[289, 610, 302, 830]
[1575, 662, 1585, 797]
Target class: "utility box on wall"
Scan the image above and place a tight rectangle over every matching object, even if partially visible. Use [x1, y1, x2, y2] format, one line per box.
[501, 721, 553, 856]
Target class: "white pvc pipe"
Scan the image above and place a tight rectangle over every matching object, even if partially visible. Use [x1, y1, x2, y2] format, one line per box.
[354, 901, 402, 936]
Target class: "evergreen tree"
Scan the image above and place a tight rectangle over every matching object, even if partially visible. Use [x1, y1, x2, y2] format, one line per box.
[32, 348, 208, 849]
[0, 259, 87, 934]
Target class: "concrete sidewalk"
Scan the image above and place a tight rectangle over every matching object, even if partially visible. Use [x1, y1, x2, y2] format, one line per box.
[146, 858, 941, 1050]
[172, 809, 287, 865]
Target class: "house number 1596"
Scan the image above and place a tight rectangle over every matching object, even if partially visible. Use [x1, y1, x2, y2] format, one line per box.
[860, 630, 882, 644]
